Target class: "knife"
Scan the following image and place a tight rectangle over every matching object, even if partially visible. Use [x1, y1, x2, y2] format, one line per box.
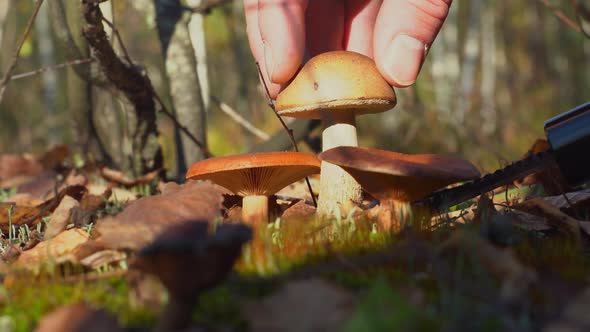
[413, 101, 590, 212]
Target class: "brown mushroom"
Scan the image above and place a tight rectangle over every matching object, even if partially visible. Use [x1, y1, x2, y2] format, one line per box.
[131, 221, 252, 332]
[186, 152, 320, 225]
[319, 146, 480, 231]
[275, 51, 396, 217]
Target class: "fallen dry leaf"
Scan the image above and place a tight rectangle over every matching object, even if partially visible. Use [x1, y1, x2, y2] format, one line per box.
[0, 203, 42, 233]
[43, 195, 79, 240]
[3, 193, 43, 206]
[242, 278, 357, 332]
[79, 250, 126, 269]
[513, 198, 582, 241]
[35, 302, 121, 332]
[281, 200, 316, 222]
[0, 153, 43, 181]
[37, 145, 70, 170]
[438, 231, 537, 302]
[100, 167, 161, 187]
[4, 171, 57, 198]
[91, 180, 226, 251]
[15, 228, 89, 268]
[539, 189, 590, 211]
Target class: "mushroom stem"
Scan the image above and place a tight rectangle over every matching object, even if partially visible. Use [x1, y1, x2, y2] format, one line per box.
[379, 199, 431, 233]
[317, 111, 363, 217]
[155, 295, 197, 332]
[242, 195, 269, 225]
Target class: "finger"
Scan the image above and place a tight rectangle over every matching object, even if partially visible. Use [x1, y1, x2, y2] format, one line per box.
[244, 0, 282, 98]
[258, 0, 308, 84]
[343, 0, 382, 58]
[374, 0, 452, 87]
[305, 0, 344, 56]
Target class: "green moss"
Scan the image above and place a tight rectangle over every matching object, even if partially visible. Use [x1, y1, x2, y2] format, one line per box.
[0, 276, 155, 332]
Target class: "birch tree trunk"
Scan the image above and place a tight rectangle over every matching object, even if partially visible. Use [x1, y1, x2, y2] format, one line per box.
[35, 1, 59, 145]
[0, 0, 13, 66]
[186, 0, 210, 111]
[155, 0, 208, 179]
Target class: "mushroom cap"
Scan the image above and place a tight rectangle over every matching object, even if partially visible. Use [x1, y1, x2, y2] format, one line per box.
[275, 51, 396, 119]
[132, 221, 252, 299]
[186, 152, 321, 196]
[319, 147, 480, 202]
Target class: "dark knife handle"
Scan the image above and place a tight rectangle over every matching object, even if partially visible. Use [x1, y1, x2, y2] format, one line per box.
[545, 101, 590, 187]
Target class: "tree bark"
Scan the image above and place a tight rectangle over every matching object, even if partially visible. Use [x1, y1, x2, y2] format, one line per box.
[155, 0, 208, 179]
[35, 1, 59, 145]
[81, 0, 163, 175]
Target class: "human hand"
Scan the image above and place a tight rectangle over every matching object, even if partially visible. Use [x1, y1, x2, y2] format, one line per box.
[244, 0, 452, 99]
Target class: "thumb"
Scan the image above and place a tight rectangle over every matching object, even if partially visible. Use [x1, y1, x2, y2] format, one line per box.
[374, 0, 452, 87]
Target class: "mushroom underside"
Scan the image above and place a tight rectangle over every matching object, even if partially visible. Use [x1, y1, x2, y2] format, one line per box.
[342, 167, 461, 202]
[189, 166, 319, 197]
[277, 98, 395, 119]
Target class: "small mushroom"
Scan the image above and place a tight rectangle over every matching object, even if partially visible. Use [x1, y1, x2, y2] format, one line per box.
[131, 221, 252, 332]
[319, 146, 480, 231]
[275, 51, 396, 217]
[186, 152, 320, 225]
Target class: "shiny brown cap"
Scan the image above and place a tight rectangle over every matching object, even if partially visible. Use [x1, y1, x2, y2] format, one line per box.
[319, 147, 480, 202]
[275, 51, 396, 119]
[186, 152, 320, 196]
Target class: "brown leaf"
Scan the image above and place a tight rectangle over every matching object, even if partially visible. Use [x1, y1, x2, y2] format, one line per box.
[78, 249, 126, 269]
[4, 171, 56, 198]
[15, 228, 89, 268]
[281, 200, 316, 222]
[100, 167, 161, 187]
[92, 180, 226, 251]
[513, 198, 582, 241]
[3, 193, 43, 206]
[242, 278, 357, 332]
[540, 189, 590, 211]
[36, 302, 121, 332]
[439, 231, 537, 301]
[0, 153, 43, 181]
[0, 203, 42, 233]
[44, 196, 80, 240]
[38, 145, 70, 170]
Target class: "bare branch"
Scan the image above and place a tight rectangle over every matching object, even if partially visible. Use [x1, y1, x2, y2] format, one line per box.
[10, 58, 94, 81]
[211, 96, 270, 141]
[255, 62, 318, 208]
[539, 0, 590, 38]
[0, 0, 45, 104]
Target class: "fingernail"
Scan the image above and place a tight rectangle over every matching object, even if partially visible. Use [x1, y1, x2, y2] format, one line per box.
[263, 41, 274, 83]
[385, 34, 426, 86]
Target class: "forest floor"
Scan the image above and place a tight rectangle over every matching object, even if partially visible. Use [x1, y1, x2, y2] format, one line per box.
[1, 142, 590, 332]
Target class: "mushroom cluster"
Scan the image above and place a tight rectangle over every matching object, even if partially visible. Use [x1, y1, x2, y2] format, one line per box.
[186, 50, 479, 232]
[276, 51, 397, 217]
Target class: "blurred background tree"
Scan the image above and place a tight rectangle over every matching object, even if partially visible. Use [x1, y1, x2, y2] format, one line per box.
[0, 0, 588, 177]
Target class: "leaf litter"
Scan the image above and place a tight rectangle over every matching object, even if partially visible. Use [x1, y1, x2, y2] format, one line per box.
[0, 141, 590, 332]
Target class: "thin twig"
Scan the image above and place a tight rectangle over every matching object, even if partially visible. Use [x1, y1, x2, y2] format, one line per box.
[10, 58, 94, 81]
[0, 0, 46, 104]
[151, 88, 214, 158]
[211, 96, 270, 140]
[255, 62, 318, 208]
[570, 0, 590, 39]
[539, 0, 587, 36]
[100, 16, 133, 65]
